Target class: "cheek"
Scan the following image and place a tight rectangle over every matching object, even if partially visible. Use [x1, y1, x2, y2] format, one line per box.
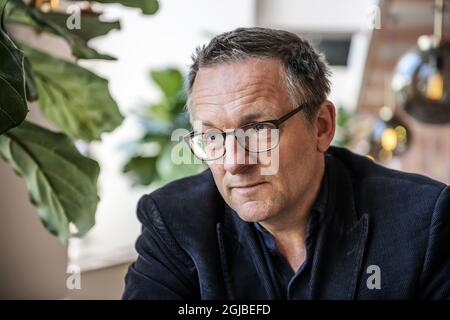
[208, 164, 228, 194]
[274, 128, 316, 189]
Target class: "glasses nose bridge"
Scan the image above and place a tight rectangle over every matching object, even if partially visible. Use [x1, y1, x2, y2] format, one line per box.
[222, 128, 261, 168]
[222, 128, 247, 151]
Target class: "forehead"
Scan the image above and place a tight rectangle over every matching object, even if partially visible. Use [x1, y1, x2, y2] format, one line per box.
[190, 58, 291, 128]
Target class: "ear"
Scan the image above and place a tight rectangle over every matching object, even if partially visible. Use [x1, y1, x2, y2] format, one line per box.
[315, 100, 336, 153]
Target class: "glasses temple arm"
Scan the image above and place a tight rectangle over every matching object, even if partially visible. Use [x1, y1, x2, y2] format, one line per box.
[275, 104, 305, 126]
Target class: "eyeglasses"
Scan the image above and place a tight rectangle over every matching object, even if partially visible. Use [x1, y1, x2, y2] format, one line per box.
[184, 104, 305, 161]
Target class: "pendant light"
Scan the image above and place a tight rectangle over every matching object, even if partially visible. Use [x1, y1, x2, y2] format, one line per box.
[368, 78, 411, 164]
[392, 0, 450, 124]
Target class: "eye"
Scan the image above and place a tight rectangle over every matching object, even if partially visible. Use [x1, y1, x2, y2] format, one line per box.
[204, 130, 222, 143]
[254, 123, 266, 131]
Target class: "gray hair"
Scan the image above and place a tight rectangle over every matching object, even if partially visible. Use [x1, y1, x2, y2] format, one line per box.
[186, 27, 331, 123]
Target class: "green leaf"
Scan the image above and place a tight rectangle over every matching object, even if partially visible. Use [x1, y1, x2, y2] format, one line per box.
[95, 0, 159, 15]
[150, 69, 186, 118]
[0, 121, 100, 243]
[0, 0, 28, 134]
[173, 109, 191, 129]
[122, 66, 198, 188]
[122, 156, 159, 186]
[42, 11, 121, 42]
[156, 142, 204, 182]
[23, 55, 38, 101]
[171, 93, 188, 114]
[6, 8, 121, 42]
[7, 1, 115, 60]
[148, 101, 174, 122]
[21, 44, 124, 141]
[150, 68, 183, 99]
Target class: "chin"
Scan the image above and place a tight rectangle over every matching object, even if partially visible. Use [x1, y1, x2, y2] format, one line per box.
[233, 200, 275, 222]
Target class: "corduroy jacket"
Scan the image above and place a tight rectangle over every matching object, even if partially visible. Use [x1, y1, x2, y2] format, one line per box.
[123, 147, 450, 299]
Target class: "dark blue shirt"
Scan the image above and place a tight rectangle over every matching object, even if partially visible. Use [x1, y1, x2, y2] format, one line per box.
[253, 161, 329, 299]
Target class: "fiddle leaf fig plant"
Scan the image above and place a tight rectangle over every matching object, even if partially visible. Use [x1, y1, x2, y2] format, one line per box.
[0, 0, 159, 243]
[0, 0, 27, 134]
[20, 43, 123, 141]
[0, 121, 100, 243]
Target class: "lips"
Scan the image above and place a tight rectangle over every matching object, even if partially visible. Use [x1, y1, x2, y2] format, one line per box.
[231, 182, 266, 189]
[229, 181, 267, 194]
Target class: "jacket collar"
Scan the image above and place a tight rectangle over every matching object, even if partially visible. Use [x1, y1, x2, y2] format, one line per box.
[216, 151, 370, 299]
[308, 152, 370, 299]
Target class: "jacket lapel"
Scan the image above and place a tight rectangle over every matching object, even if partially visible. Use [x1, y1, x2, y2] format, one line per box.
[216, 204, 277, 299]
[310, 155, 370, 299]
[309, 213, 369, 299]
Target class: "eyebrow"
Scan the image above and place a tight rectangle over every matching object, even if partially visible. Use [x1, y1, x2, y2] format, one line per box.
[240, 112, 267, 125]
[199, 111, 274, 129]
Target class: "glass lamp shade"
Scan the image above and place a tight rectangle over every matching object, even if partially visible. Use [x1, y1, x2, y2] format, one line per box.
[368, 108, 411, 164]
[392, 38, 450, 124]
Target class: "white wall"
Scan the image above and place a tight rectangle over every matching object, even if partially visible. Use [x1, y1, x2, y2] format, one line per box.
[257, 0, 377, 32]
[257, 0, 377, 110]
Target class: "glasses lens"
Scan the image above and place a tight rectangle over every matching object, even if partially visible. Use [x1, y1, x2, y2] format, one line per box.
[190, 130, 224, 160]
[237, 123, 279, 153]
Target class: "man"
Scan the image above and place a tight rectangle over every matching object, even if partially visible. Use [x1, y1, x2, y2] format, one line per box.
[123, 27, 449, 299]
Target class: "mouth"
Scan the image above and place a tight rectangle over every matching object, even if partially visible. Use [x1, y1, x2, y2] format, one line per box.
[230, 181, 268, 194]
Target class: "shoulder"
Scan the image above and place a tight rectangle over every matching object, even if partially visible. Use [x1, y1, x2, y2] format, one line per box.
[328, 146, 447, 200]
[143, 168, 218, 206]
[136, 169, 223, 240]
[328, 146, 448, 232]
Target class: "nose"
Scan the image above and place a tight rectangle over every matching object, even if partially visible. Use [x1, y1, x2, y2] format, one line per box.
[222, 134, 256, 175]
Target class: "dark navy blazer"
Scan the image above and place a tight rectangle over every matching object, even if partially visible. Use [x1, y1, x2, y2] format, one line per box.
[123, 146, 450, 299]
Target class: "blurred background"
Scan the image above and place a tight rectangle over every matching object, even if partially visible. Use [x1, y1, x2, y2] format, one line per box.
[0, 0, 449, 299]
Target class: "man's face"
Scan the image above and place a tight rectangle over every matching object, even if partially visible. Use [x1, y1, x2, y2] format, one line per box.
[190, 58, 324, 223]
